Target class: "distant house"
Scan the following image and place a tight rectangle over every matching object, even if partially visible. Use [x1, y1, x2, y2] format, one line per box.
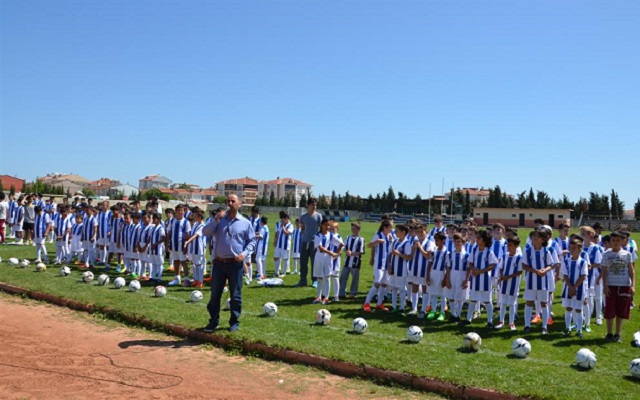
[259, 177, 312, 205]
[216, 177, 259, 205]
[139, 175, 172, 190]
[445, 188, 491, 203]
[88, 177, 121, 197]
[37, 173, 90, 194]
[0, 174, 25, 192]
[473, 207, 573, 228]
[109, 184, 139, 198]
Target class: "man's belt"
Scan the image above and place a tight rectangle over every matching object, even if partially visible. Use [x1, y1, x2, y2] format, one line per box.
[215, 257, 237, 263]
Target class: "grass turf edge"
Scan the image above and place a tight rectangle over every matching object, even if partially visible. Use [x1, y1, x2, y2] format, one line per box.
[0, 281, 527, 400]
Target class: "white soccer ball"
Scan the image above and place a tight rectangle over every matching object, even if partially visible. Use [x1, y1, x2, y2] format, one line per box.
[154, 285, 167, 297]
[575, 348, 597, 369]
[315, 309, 331, 325]
[129, 280, 141, 292]
[35, 262, 47, 272]
[511, 338, 531, 358]
[406, 325, 423, 343]
[463, 332, 482, 351]
[19, 259, 30, 268]
[59, 266, 71, 277]
[97, 274, 110, 286]
[190, 290, 203, 302]
[8, 257, 19, 266]
[263, 302, 278, 317]
[113, 277, 126, 289]
[82, 271, 94, 283]
[352, 317, 368, 334]
[629, 358, 640, 378]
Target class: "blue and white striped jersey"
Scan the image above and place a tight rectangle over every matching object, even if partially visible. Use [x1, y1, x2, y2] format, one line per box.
[523, 247, 553, 291]
[561, 256, 589, 301]
[469, 248, 498, 292]
[97, 211, 112, 239]
[168, 218, 191, 252]
[370, 232, 390, 270]
[276, 222, 294, 250]
[34, 213, 51, 238]
[187, 221, 205, 255]
[430, 248, 450, 272]
[499, 254, 522, 296]
[389, 238, 411, 277]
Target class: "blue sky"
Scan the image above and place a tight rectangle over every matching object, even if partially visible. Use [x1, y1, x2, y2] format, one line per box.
[2, 1, 639, 207]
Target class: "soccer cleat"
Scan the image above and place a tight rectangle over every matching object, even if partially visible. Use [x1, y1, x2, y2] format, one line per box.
[168, 278, 181, 286]
[531, 315, 542, 324]
[363, 303, 372, 312]
[459, 320, 471, 326]
[312, 281, 318, 288]
[613, 333, 622, 343]
[115, 266, 123, 273]
[202, 323, 218, 333]
[436, 313, 445, 322]
[313, 298, 322, 304]
[472, 311, 480, 320]
[375, 304, 389, 312]
[509, 323, 517, 331]
[203, 276, 212, 283]
[564, 329, 571, 337]
[321, 298, 329, 305]
[605, 333, 614, 341]
[426, 305, 432, 312]
[541, 328, 548, 335]
[167, 266, 174, 272]
[494, 322, 504, 329]
[103, 266, 110, 272]
[547, 317, 554, 326]
[418, 312, 425, 319]
[487, 322, 494, 329]
[131, 273, 139, 280]
[523, 326, 532, 333]
[577, 331, 584, 339]
[190, 279, 198, 287]
[426, 311, 436, 320]
[595, 318, 603, 326]
[584, 325, 592, 333]
[348, 294, 355, 300]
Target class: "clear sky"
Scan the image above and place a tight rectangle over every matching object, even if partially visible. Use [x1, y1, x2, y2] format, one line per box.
[2, 1, 639, 207]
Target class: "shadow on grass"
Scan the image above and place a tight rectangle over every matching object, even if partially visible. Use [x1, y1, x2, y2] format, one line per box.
[569, 364, 594, 372]
[622, 376, 640, 384]
[118, 339, 198, 349]
[552, 337, 610, 348]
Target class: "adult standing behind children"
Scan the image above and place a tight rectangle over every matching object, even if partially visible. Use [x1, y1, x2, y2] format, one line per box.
[295, 197, 323, 287]
[202, 194, 256, 332]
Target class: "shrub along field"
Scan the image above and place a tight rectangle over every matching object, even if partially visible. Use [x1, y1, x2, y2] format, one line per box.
[1, 217, 639, 399]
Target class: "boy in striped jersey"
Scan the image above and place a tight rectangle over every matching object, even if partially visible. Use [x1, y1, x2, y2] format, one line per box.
[149, 213, 166, 283]
[387, 224, 412, 313]
[54, 206, 72, 264]
[80, 207, 98, 268]
[522, 230, 554, 334]
[312, 218, 343, 304]
[108, 206, 124, 272]
[96, 201, 111, 268]
[12, 196, 25, 245]
[428, 216, 446, 241]
[33, 206, 52, 263]
[163, 208, 174, 271]
[463, 230, 498, 327]
[495, 237, 523, 330]
[562, 237, 589, 338]
[339, 222, 365, 299]
[273, 211, 294, 277]
[138, 213, 154, 281]
[291, 219, 302, 274]
[410, 224, 435, 317]
[554, 223, 570, 260]
[127, 213, 142, 278]
[70, 213, 84, 262]
[328, 221, 344, 301]
[167, 205, 191, 286]
[580, 226, 603, 331]
[427, 232, 450, 321]
[255, 217, 269, 280]
[363, 219, 393, 312]
[45, 197, 57, 243]
[184, 208, 205, 288]
[445, 233, 469, 322]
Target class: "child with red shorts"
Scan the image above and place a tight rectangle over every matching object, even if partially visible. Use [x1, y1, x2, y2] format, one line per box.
[601, 231, 635, 343]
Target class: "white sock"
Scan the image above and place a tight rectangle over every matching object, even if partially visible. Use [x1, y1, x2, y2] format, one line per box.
[595, 295, 603, 318]
[541, 307, 549, 329]
[293, 259, 299, 272]
[331, 276, 339, 298]
[284, 258, 290, 273]
[274, 259, 281, 276]
[525, 305, 533, 327]
[565, 310, 572, 330]
[421, 292, 429, 313]
[500, 304, 507, 323]
[411, 291, 419, 312]
[486, 302, 494, 323]
[376, 286, 385, 306]
[575, 310, 583, 332]
[399, 288, 406, 310]
[391, 288, 397, 309]
[509, 304, 516, 325]
[466, 302, 475, 322]
[316, 278, 323, 298]
[322, 276, 330, 298]
[584, 299, 592, 326]
[365, 286, 377, 304]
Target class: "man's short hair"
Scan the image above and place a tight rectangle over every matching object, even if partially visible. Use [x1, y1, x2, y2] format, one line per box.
[307, 197, 318, 205]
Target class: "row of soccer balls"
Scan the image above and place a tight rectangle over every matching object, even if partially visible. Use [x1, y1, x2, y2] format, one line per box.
[309, 310, 640, 376]
[7, 258, 47, 271]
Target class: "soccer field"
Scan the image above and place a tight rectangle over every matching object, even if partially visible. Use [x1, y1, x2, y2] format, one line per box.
[1, 219, 639, 400]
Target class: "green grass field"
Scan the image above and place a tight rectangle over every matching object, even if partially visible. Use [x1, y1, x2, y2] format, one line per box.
[1, 218, 639, 399]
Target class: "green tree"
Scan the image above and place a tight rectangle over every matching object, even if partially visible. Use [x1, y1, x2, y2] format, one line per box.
[635, 199, 640, 219]
[10, 185, 16, 196]
[269, 190, 276, 206]
[82, 188, 95, 198]
[141, 188, 171, 201]
[318, 195, 329, 209]
[330, 190, 337, 209]
[527, 188, 536, 208]
[299, 193, 307, 208]
[610, 189, 624, 220]
[0, 179, 4, 193]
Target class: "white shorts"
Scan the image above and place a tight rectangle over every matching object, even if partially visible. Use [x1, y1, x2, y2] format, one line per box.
[97, 238, 108, 246]
[446, 271, 469, 302]
[128, 251, 140, 260]
[14, 224, 23, 232]
[524, 289, 549, 302]
[292, 252, 300, 259]
[116, 243, 125, 255]
[427, 270, 446, 296]
[562, 298, 585, 309]
[499, 294, 518, 306]
[151, 254, 164, 266]
[274, 248, 290, 259]
[389, 275, 407, 289]
[313, 254, 332, 278]
[190, 254, 205, 266]
[373, 268, 389, 285]
[34, 237, 46, 245]
[82, 240, 95, 251]
[407, 274, 426, 286]
[170, 250, 187, 262]
[329, 259, 340, 276]
[469, 290, 491, 303]
[546, 270, 556, 293]
[592, 283, 603, 299]
[108, 242, 118, 252]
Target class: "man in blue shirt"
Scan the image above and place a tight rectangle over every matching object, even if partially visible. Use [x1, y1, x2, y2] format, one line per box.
[202, 194, 256, 332]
